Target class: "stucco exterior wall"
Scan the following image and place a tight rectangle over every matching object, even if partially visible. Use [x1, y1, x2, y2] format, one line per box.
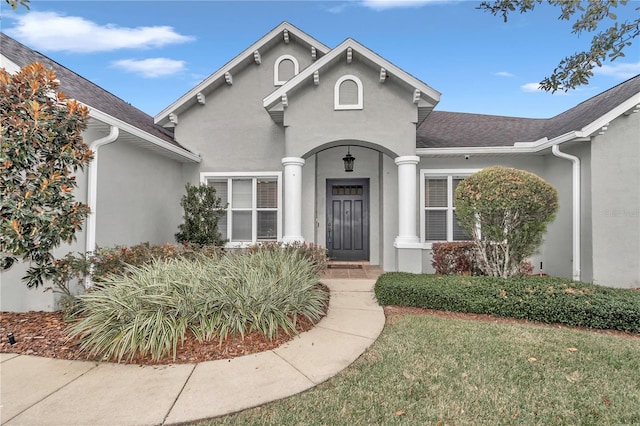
[313, 146, 383, 265]
[382, 154, 399, 271]
[417, 155, 553, 275]
[96, 139, 185, 247]
[283, 57, 418, 159]
[174, 41, 316, 177]
[591, 112, 640, 288]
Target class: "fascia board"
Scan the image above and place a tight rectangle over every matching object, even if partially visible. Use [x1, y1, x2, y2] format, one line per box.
[419, 131, 592, 156]
[0, 53, 21, 74]
[89, 108, 201, 163]
[416, 146, 541, 156]
[263, 38, 441, 109]
[579, 92, 640, 136]
[155, 22, 330, 125]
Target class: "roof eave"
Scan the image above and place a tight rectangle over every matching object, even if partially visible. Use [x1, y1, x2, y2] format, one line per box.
[90, 108, 201, 163]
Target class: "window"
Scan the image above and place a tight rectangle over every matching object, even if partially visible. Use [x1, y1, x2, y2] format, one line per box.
[420, 170, 480, 245]
[203, 173, 282, 245]
[274, 55, 299, 86]
[334, 75, 363, 110]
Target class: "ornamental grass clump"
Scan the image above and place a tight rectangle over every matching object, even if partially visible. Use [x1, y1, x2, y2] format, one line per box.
[67, 247, 328, 362]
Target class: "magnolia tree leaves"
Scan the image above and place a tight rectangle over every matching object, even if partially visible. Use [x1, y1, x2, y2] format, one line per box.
[1, 62, 92, 287]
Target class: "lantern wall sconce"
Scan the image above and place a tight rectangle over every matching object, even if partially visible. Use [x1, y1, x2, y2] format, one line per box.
[343, 147, 355, 172]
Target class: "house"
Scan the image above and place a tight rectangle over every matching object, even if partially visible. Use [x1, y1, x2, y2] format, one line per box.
[1, 22, 638, 312]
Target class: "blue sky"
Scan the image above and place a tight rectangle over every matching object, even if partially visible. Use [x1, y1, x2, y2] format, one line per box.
[3, 0, 639, 118]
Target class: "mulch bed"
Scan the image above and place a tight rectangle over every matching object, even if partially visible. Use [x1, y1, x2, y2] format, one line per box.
[1, 303, 637, 366]
[0, 310, 321, 365]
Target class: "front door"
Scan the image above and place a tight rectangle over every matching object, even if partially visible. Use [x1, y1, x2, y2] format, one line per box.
[326, 179, 369, 260]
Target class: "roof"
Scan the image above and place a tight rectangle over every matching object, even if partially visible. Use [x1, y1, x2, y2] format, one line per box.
[264, 37, 440, 124]
[418, 74, 640, 149]
[1, 32, 199, 162]
[155, 21, 331, 126]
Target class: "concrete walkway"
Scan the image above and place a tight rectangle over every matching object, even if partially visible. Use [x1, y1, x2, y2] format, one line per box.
[0, 279, 384, 425]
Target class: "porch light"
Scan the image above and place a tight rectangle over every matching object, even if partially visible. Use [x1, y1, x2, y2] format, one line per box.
[343, 147, 355, 172]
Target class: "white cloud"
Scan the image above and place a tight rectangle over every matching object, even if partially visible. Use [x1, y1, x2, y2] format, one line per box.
[6, 11, 193, 53]
[521, 82, 569, 95]
[495, 71, 514, 77]
[594, 61, 640, 80]
[361, 0, 449, 10]
[112, 58, 186, 78]
[521, 82, 542, 92]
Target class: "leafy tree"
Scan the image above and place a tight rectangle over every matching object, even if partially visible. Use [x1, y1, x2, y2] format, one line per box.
[478, 0, 640, 92]
[5, 0, 29, 10]
[454, 166, 558, 278]
[175, 183, 226, 246]
[1, 62, 93, 287]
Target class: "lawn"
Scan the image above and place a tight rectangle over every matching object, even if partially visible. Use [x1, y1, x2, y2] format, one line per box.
[199, 313, 640, 425]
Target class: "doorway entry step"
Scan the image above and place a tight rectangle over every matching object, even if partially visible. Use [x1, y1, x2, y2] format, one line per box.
[322, 261, 383, 280]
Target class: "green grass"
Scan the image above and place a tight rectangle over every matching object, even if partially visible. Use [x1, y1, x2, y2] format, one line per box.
[198, 314, 640, 425]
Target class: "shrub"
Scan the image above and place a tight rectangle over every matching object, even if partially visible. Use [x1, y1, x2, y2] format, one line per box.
[66, 247, 329, 362]
[455, 166, 558, 278]
[374, 273, 640, 333]
[90, 242, 222, 281]
[175, 183, 226, 246]
[431, 242, 478, 275]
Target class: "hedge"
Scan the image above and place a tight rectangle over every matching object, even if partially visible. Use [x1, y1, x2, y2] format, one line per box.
[374, 273, 640, 333]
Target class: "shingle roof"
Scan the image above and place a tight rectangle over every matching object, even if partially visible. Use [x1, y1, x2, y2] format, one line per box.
[1, 32, 187, 151]
[418, 74, 640, 149]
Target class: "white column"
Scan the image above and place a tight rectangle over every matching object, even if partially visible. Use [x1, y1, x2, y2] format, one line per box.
[281, 157, 305, 243]
[394, 155, 420, 246]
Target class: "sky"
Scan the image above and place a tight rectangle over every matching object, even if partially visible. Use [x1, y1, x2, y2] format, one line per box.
[2, 0, 639, 118]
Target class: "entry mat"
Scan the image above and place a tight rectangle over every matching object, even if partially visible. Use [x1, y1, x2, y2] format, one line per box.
[327, 264, 364, 269]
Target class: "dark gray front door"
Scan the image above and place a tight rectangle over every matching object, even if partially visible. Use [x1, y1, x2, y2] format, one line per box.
[326, 179, 369, 261]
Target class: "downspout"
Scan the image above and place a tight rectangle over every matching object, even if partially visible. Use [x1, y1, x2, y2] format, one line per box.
[85, 126, 119, 286]
[552, 144, 581, 281]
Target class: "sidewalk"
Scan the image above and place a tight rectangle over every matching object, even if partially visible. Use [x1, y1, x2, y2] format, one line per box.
[0, 279, 385, 425]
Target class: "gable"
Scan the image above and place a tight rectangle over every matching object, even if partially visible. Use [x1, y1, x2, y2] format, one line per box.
[263, 38, 440, 125]
[155, 22, 329, 128]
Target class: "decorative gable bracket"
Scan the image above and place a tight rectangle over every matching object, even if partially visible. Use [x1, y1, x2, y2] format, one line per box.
[313, 70, 319, 86]
[380, 68, 387, 83]
[225, 72, 233, 85]
[311, 46, 317, 60]
[169, 113, 178, 125]
[598, 123, 609, 135]
[624, 104, 640, 116]
[413, 89, 421, 104]
[346, 47, 353, 64]
[196, 93, 205, 105]
[282, 94, 288, 108]
[254, 50, 261, 65]
[283, 29, 290, 44]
